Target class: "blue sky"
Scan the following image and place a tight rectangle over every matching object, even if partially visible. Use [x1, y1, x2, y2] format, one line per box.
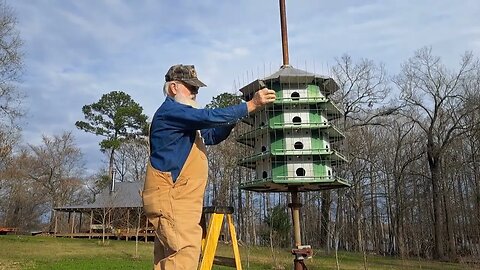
[10, 0, 480, 173]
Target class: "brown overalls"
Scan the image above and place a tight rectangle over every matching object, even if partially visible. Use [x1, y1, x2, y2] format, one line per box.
[143, 131, 208, 270]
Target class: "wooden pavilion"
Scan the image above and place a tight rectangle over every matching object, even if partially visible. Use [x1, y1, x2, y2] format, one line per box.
[53, 181, 154, 241]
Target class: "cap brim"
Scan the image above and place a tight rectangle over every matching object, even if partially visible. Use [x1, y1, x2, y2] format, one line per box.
[182, 78, 207, 88]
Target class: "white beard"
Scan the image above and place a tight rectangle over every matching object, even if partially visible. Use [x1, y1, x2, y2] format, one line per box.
[174, 92, 199, 108]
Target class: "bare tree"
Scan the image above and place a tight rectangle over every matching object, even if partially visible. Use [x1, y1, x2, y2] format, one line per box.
[0, 124, 20, 218]
[0, 150, 46, 230]
[394, 47, 480, 260]
[94, 194, 119, 245]
[0, 1, 23, 123]
[331, 54, 391, 128]
[378, 116, 424, 257]
[203, 92, 244, 207]
[85, 168, 111, 201]
[23, 132, 86, 229]
[113, 139, 148, 182]
[325, 54, 391, 251]
[0, 2, 24, 226]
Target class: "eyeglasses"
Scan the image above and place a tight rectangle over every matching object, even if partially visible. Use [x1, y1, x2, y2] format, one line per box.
[175, 81, 199, 94]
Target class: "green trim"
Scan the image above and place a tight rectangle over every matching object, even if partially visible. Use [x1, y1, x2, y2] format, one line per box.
[236, 124, 345, 143]
[237, 148, 347, 166]
[307, 84, 323, 98]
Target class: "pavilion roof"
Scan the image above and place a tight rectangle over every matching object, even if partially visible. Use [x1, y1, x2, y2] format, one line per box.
[54, 181, 143, 212]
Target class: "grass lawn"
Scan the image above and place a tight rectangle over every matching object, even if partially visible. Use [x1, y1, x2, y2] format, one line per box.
[0, 235, 476, 269]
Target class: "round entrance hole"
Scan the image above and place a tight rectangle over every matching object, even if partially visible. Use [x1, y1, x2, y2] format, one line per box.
[296, 168, 306, 176]
[291, 92, 300, 101]
[294, 141, 304, 149]
[292, 116, 301, 125]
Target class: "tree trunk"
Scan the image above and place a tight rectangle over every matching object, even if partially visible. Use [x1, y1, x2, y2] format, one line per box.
[320, 190, 331, 249]
[369, 165, 380, 254]
[237, 169, 243, 241]
[394, 175, 405, 257]
[443, 177, 458, 261]
[109, 148, 115, 184]
[429, 155, 445, 259]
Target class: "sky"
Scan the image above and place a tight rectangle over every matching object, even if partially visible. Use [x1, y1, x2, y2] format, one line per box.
[9, 0, 480, 174]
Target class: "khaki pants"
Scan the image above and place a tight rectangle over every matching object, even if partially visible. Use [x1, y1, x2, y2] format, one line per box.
[143, 133, 208, 270]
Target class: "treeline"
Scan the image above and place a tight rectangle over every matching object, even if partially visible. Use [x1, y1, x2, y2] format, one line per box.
[2, 49, 479, 262]
[205, 48, 480, 262]
[0, 0, 479, 262]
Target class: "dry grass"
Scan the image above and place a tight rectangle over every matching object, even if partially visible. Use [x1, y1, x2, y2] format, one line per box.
[0, 235, 476, 269]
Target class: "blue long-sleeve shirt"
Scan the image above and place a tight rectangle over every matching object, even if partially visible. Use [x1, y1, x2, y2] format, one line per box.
[149, 96, 248, 182]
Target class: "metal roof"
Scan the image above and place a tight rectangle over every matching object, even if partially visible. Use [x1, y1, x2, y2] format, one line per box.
[263, 66, 339, 94]
[55, 181, 143, 212]
[239, 66, 339, 98]
[264, 66, 326, 80]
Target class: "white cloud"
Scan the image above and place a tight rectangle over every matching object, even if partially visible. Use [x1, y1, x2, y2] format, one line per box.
[8, 0, 480, 172]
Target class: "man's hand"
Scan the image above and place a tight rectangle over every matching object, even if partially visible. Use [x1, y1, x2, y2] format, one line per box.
[247, 88, 276, 113]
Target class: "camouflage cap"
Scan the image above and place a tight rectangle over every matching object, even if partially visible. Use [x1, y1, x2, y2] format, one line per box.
[165, 64, 207, 88]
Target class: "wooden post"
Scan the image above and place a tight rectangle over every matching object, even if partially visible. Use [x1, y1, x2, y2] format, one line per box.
[126, 208, 130, 241]
[89, 210, 93, 239]
[145, 218, 148, 243]
[289, 190, 310, 270]
[79, 212, 83, 233]
[54, 210, 58, 236]
[71, 212, 75, 238]
[108, 211, 111, 240]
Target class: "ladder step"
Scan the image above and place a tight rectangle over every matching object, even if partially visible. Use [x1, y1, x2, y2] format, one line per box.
[203, 206, 234, 214]
[213, 256, 236, 267]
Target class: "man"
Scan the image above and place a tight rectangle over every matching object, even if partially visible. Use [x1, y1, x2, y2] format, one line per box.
[142, 64, 276, 269]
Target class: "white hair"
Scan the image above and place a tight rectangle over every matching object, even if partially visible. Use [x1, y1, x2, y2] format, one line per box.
[163, 81, 172, 96]
[163, 81, 199, 108]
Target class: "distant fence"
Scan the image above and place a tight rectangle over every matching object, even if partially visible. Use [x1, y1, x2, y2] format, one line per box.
[0, 227, 17, 235]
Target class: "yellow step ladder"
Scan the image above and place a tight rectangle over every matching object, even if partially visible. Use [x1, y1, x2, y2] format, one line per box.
[199, 206, 242, 270]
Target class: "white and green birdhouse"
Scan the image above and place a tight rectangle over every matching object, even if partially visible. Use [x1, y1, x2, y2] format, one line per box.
[237, 66, 350, 192]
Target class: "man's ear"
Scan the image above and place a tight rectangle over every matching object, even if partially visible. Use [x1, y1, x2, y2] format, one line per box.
[169, 82, 177, 96]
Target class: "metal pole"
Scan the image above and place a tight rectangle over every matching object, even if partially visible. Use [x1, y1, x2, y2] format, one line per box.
[291, 191, 301, 246]
[289, 190, 310, 269]
[279, 0, 290, 67]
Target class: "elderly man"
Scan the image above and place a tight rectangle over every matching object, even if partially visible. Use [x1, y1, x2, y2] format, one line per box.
[142, 64, 275, 269]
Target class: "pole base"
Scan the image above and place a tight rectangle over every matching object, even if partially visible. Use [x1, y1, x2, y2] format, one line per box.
[294, 258, 308, 270]
[292, 245, 312, 270]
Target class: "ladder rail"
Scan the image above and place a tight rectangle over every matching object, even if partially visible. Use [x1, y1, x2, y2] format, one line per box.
[199, 210, 242, 270]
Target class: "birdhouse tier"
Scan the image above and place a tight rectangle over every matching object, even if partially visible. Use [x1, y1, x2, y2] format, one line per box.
[237, 128, 345, 156]
[238, 150, 346, 168]
[237, 112, 345, 146]
[238, 150, 346, 169]
[237, 124, 345, 149]
[242, 102, 342, 128]
[239, 177, 349, 192]
[238, 156, 349, 192]
[239, 67, 339, 100]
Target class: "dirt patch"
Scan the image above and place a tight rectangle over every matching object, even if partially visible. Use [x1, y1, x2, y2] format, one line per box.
[0, 261, 21, 270]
